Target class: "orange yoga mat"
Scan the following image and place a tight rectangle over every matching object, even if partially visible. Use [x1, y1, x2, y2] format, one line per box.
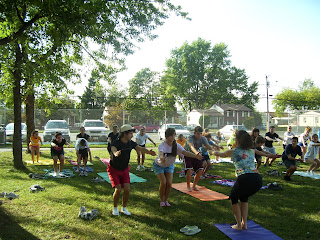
[172, 182, 229, 201]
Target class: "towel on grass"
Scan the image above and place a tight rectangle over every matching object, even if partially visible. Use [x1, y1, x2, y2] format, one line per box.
[211, 179, 268, 190]
[97, 172, 147, 184]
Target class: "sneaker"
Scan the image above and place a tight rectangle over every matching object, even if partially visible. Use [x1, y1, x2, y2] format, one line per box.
[85, 209, 98, 220]
[0, 192, 7, 197]
[121, 207, 131, 216]
[83, 171, 88, 177]
[79, 206, 87, 218]
[79, 171, 84, 177]
[5, 192, 19, 200]
[160, 201, 166, 207]
[112, 207, 119, 216]
[75, 169, 80, 173]
[53, 172, 57, 177]
[136, 165, 141, 171]
[140, 165, 145, 170]
[165, 201, 171, 207]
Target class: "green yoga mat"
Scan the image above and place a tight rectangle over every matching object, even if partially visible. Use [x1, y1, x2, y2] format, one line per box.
[97, 172, 147, 184]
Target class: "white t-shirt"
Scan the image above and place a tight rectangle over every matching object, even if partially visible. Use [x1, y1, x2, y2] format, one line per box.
[154, 142, 185, 167]
[299, 133, 310, 145]
[136, 133, 149, 145]
[75, 138, 89, 150]
[304, 141, 320, 160]
[284, 131, 295, 145]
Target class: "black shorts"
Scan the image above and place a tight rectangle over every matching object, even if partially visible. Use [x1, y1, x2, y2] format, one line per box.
[51, 150, 64, 158]
[78, 148, 88, 159]
[139, 144, 146, 148]
[202, 154, 210, 162]
[230, 173, 262, 205]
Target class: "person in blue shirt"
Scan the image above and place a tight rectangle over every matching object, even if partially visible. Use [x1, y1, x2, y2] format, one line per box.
[282, 137, 303, 181]
[214, 130, 277, 231]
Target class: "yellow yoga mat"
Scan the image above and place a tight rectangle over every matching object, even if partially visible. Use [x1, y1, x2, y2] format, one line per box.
[25, 159, 55, 165]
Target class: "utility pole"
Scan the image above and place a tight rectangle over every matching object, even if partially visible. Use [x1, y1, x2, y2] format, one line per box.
[266, 75, 270, 131]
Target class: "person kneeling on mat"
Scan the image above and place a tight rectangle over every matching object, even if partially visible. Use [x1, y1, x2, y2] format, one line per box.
[214, 130, 278, 230]
[282, 137, 303, 181]
[108, 124, 156, 216]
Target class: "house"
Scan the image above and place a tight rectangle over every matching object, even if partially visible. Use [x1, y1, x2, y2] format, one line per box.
[187, 103, 253, 128]
[298, 111, 320, 127]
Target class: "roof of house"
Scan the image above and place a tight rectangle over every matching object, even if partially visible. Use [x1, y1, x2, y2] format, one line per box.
[190, 109, 224, 117]
[217, 104, 253, 111]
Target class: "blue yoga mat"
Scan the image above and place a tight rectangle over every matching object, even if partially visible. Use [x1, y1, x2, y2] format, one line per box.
[73, 166, 93, 172]
[215, 220, 283, 240]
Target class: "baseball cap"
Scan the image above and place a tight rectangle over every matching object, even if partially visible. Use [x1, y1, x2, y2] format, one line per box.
[120, 124, 134, 133]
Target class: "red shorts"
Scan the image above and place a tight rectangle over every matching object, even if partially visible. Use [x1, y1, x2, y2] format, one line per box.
[107, 164, 130, 188]
[29, 145, 39, 151]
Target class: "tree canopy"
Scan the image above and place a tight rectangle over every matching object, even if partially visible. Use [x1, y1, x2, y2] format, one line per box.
[0, 0, 186, 168]
[273, 79, 320, 113]
[161, 38, 259, 112]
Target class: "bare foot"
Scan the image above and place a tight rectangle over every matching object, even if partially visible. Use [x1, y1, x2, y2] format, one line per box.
[187, 186, 192, 192]
[192, 186, 200, 191]
[231, 224, 242, 230]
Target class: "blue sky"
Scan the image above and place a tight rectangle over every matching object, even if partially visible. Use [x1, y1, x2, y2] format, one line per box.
[79, 0, 320, 112]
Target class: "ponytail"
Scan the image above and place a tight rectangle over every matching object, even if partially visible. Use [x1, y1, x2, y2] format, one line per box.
[172, 139, 177, 155]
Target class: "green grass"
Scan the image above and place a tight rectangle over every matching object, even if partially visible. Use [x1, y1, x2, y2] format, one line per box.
[0, 144, 320, 240]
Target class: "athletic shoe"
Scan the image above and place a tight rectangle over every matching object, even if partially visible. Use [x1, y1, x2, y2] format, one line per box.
[83, 171, 88, 177]
[53, 172, 57, 177]
[136, 165, 141, 171]
[112, 207, 119, 216]
[160, 201, 166, 207]
[78, 206, 86, 218]
[165, 201, 171, 207]
[79, 171, 84, 177]
[75, 169, 80, 173]
[0, 192, 6, 197]
[5, 192, 19, 200]
[140, 165, 145, 170]
[121, 207, 131, 215]
[85, 209, 98, 220]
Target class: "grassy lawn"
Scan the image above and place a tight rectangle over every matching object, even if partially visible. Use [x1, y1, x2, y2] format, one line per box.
[0, 143, 319, 240]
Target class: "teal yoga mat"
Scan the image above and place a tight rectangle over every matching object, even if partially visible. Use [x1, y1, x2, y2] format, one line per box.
[97, 172, 147, 184]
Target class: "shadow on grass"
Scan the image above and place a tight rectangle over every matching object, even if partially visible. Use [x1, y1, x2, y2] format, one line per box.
[0, 207, 40, 240]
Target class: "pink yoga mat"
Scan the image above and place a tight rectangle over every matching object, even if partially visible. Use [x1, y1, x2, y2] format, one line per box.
[100, 158, 110, 165]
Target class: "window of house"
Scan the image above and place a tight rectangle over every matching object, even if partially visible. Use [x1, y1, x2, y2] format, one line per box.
[316, 117, 319, 123]
[242, 111, 245, 117]
[248, 112, 250, 117]
[233, 111, 235, 117]
[227, 111, 230, 117]
[187, 116, 190, 121]
[303, 117, 307, 123]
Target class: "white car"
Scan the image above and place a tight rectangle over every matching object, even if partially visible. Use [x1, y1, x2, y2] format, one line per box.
[158, 124, 190, 140]
[5, 123, 27, 142]
[43, 120, 70, 142]
[83, 119, 108, 142]
[219, 125, 248, 138]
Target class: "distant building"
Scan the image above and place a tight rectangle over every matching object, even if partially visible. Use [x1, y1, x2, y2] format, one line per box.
[187, 103, 253, 128]
[298, 111, 320, 127]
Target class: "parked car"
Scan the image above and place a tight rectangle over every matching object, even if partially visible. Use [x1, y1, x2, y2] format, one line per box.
[83, 119, 108, 142]
[133, 123, 160, 133]
[158, 124, 190, 140]
[5, 123, 27, 142]
[186, 124, 200, 131]
[219, 125, 249, 138]
[43, 120, 70, 142]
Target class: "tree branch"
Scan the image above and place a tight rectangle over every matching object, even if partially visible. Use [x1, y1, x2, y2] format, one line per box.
[0, 13, 42, 45]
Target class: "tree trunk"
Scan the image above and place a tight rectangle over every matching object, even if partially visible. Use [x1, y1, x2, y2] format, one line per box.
[12, 42, 24, 169]
[25, 89, 35, 152]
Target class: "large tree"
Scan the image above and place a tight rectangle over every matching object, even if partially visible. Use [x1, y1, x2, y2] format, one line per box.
[0, 0, 187, 168]
[162, 38, 259, 112]
[273, 79, 320, 113]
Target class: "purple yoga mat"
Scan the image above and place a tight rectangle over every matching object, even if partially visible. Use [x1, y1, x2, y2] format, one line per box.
[214, 220, 283, 240]
[100, 158, 110, 165]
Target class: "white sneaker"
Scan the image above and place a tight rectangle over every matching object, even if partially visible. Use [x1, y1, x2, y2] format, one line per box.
[75, 169, 80, 173]
[136, 165, 141, 171]
[5, 192, 19, 200]
[112, 207, 119, 216]
[53, 172, 57, 177]
[121, 207, 131, 216]
[78, 206, 86, 218]
[140, 165, 145, 170]
[84, 171, 88, 177]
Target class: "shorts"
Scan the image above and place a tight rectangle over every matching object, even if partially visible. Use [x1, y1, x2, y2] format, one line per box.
[283, 159, 297, 168]
[298, 142, 307, 147]
[184, 156, 203, 173]
[107, 164, 130, 188]
[202, 154, 210, 162]
[283, 144, 286, 150]
[29, 145, 39, 151]
[254, 154, 262, 162]
[230, 173, 262, 205]
[78, 148, 88, 159]
[139, 144, 146, 148]
[264, 146, 276, 155]
[51, 150, 64, 158]
[153, 161, 175, 175]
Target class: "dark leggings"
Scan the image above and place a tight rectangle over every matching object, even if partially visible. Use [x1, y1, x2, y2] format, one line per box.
[230, 173, 262, 205]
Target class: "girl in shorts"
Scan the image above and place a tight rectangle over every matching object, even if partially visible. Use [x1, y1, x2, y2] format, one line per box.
[298, 126, 311, 155]
[304, 134, 320, 175]
[214, 130, 277, 230]
[29, 130, 43, 163]
[153, 128, 202, 207]
[51, 132, 70, 176]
